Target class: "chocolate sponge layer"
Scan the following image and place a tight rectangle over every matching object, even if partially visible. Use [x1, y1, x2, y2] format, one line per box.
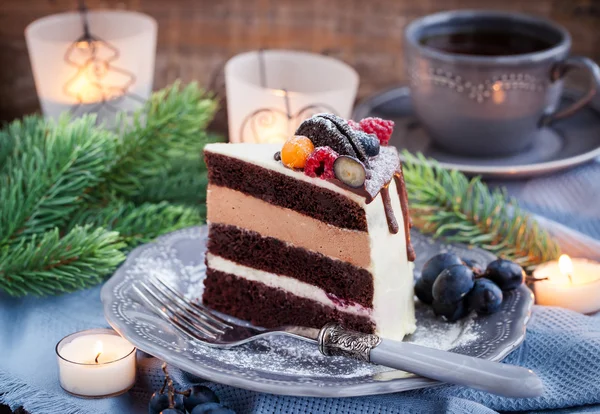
[202, 269, 375, 334]
[208, 223, 374, 308]
[205, 151, 367, 232]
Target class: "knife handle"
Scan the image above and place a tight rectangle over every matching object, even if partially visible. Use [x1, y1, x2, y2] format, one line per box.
[318, 323, 543, 398]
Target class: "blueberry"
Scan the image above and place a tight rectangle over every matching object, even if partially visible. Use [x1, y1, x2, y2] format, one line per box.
[432, 264, 474, 304]
[333, 156, 366, 188]
[160, 410, 184, 414]
[432, 299, 468, 322]
[416, 253, 463, 304]
[191, 402, 235, 414]
[467, 278, 503, 314]
[485, 259, 525, 291]
[358, 132, 380, 156]
[184, 385, 220, 412]
[149, 392, 170, 414]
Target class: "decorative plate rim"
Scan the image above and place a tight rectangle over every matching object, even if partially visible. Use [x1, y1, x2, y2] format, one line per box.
[101, 226, 534, 397]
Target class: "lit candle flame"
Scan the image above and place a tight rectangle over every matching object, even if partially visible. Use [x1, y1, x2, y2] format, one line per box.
[94, 340, 103, 364]
[559, 254, 574, 284]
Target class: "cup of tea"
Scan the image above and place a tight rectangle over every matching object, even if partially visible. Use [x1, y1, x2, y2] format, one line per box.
[405, 10, 600, 157]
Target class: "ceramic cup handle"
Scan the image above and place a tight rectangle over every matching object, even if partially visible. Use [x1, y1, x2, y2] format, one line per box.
[542, 56, 600, 125]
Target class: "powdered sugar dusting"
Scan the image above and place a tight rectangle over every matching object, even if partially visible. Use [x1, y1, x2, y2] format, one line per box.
[364, 147, 400, 199]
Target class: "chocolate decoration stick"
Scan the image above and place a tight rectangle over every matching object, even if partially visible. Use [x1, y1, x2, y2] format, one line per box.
[394, 167, 416, 262]
[381, 186, 399, 234]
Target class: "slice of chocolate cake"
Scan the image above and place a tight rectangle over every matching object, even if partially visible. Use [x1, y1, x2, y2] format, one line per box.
[202, 114, 416, 341]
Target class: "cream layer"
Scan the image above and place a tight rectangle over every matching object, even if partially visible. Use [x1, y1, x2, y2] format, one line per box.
[206, 253, 373, 318]
[207, 184, 371, 269]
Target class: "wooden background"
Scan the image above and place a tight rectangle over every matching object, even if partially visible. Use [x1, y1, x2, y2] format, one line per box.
[1, 0, 600, 128]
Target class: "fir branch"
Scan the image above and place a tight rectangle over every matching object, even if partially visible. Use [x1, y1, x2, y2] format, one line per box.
[0, 226, 125, 296]
[102, 81, 218, 198]
[133, 132, 222, 204]
[0, 115, 55, 173]
[0, 115, 116, 247]
[68, 199, 203, 248]
[402, 151, 561, 269]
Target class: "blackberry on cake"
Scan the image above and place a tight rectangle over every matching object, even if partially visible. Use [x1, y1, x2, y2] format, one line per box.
[202, 114, 416, 341]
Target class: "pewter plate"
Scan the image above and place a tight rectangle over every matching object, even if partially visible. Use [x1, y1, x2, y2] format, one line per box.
[101, 226, 533, 397]
[353, 87, 600, 178]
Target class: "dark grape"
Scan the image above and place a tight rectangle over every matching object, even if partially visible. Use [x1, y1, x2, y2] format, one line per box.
[184, 385, 220, 412]
[416, 253, 463, 304]
[191, 402, 236, 414]
[149, 392, 170, 414]
[432, 265, 474, 304]
[467, 278, 503, 314]
[432, 299, 468, 322]
[485, 259, 525, 291]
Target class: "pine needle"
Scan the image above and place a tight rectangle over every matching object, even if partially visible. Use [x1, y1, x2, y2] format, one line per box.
[69, 199, 204, 248]
[0, 115, 117, 246]
[102, 81, 218, 198]
[402, 151, 561, 270]
[0, 226, 125, 296]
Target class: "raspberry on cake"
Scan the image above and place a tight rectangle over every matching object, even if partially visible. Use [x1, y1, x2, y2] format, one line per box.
[202, 114, 416, 341]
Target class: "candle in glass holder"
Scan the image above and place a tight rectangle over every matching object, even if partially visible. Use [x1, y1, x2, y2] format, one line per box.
[225, 50, 359, 143]
[25, 10, 156, 123]
[56, 328, 136, 398]
[533, 254, 600, 314]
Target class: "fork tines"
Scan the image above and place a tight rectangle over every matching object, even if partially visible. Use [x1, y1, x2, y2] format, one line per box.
[133, 277, 231, 342]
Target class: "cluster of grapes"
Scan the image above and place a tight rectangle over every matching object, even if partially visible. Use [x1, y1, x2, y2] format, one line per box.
[415, 253, 525, 321]
[149, 364, 234, 414]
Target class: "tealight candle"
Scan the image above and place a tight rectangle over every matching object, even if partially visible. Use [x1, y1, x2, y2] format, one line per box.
[56, 328, 136, 398]
[533, 254, 600, 314]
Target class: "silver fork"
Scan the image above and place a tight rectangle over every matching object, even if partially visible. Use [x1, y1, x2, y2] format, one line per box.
[133, 277, 543, 398]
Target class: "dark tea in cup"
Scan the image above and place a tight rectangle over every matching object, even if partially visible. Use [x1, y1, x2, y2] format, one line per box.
[405, 11, 600, 157]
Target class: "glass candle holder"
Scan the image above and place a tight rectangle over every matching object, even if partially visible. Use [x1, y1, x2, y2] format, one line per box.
[56, 328, 136, 398]
[25, 10, 157, 123]
[225, 50, 359, 143]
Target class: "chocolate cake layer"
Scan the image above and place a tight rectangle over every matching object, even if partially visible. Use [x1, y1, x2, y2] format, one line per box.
[203, 269, 375, 333]
[208, 223, 374, 308]
[205, 151, 367, 231]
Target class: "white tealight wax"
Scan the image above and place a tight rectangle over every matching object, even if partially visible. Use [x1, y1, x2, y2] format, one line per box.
[533, 255, 600, 314]
[56, 329, 136, 398]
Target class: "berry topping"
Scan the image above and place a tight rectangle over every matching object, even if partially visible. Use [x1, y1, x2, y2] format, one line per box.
[280, 135, 314, 169]
[485, 259, 525, 291]
[347, 119, 361, 130]
[295, 114, 371, 166]
[415, 253, 464, 304]
[359, 117, 394, 146]
[467, 278, 503, 314]
[358, 132, 380, 157]
[304, 146, 338, 179]
[333, 155, 367, 188]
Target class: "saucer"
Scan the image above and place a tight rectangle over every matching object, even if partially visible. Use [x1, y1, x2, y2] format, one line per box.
[353, 87, 600, 178]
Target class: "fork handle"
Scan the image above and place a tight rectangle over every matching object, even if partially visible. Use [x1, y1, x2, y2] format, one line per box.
[318, 324, 543, 398]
